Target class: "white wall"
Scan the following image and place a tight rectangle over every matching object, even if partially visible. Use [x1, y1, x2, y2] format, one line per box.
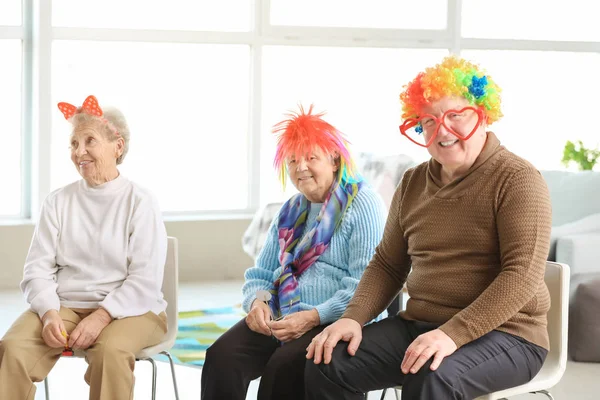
[0, 218, 253, 290]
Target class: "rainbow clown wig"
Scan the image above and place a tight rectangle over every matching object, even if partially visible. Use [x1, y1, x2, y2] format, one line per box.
[400, 56, 503, 125]
[272, 105, 359, 188]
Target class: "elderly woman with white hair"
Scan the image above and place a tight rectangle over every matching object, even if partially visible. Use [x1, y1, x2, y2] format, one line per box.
[0, 95, 168, 400]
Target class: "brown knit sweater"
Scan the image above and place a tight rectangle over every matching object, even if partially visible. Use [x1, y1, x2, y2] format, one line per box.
[343, 132, 552, 350]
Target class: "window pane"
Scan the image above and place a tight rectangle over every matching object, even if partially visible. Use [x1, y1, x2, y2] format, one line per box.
[462, 0, 600, 41]
[0, 40, 22, 217]
[261, 46, 447, 204]
[271, 0, 446, 30]
[52, 0, 251, 31]
[0, 1, 21, 26]
[462, 50, 600, 171]
[52, 41, 250, 212]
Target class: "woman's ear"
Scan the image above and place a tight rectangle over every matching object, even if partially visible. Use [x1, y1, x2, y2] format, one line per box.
[115, 137, 125, 157]
[332, 152, 340, 172]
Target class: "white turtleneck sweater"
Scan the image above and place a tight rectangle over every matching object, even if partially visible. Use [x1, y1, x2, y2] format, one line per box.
[21, 175, 168, 320]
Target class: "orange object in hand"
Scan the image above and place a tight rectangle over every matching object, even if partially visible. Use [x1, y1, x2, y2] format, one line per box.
[61, 331, 74, 357]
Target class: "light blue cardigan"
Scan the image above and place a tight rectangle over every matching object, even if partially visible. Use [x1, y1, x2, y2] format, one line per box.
[242, 186, 387, 324]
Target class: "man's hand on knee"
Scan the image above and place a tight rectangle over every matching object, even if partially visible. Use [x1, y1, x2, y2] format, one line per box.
[306, 318, 362, 364]
[401, 328, 457, 374]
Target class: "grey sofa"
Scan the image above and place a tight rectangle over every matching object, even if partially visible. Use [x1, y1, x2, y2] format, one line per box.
[541, 170, 600, 361]
[542, 170, 600, 302]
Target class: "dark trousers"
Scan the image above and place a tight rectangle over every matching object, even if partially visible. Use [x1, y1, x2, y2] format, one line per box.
[201, 318, 326, 400]
[304, 316, 547, 400]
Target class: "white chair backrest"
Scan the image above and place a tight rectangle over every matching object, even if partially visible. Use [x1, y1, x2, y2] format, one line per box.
[162, 237, 179, 343]
[544, 261, 569, 377]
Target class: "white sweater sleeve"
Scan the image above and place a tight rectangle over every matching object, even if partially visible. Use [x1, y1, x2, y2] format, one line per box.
[20, 194, 61, 319]
[99, 193, 167, 319]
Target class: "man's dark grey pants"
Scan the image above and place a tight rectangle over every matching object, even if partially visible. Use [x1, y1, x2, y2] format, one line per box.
[304, 316, 547, 400]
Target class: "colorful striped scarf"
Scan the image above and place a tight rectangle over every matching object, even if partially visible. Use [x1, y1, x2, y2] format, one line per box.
[269, 180, 363, 319]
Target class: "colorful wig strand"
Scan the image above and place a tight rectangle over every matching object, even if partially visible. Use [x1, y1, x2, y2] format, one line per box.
[400, 56, 503, 125]
[272, 105, 359, 188]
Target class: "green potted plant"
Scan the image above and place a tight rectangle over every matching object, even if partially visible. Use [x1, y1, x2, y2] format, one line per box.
[562, 140, 600, 171]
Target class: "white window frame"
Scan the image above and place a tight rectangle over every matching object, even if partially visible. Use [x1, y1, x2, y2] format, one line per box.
[3, 0, 599, 222]
[0, 5, 26, 220]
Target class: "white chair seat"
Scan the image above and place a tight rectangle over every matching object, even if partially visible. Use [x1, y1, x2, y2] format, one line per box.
[136, 336, 177, 360]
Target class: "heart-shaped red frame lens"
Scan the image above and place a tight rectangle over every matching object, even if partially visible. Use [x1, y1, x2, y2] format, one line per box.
[399, 107, 484, 148]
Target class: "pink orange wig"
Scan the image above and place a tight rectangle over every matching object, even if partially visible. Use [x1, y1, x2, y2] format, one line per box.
[400, 56, 503, 125]
[272, 105, 358, 187]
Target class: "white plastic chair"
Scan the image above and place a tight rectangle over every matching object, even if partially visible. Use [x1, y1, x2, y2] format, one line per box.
[44, 236, 180, 400]
[381, 261, 570, 400]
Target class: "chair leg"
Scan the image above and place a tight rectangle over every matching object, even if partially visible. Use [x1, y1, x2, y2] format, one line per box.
[44, 377, 50, 400]
[160, 351, 180, 400]
[532, 390, 554, 400]
[141, 357, 158, 400]
[378, 387, 401, 400]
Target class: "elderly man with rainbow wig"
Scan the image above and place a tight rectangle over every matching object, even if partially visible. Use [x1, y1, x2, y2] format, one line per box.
[201, 105, 387, 400]
[305, 56, 552, 399]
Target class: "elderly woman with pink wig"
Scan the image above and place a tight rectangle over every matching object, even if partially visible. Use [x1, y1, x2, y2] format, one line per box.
[305, 56, 552, 400]
[0, 96, 167, 400]
[201, 106, 387, 400]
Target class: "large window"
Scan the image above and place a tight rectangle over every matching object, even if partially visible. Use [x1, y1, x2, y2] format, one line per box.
[0, 1, 21, 26]
[0, 40, 22, 217]
[52, 0, 251, 31]
[270, 0, 447, 30]
[462, 51, 600, 171]
[51, 41, 250, 212]
[261, 46, 446, 203]
[462, 0, 600, 41]
[4, 1, 600, 220]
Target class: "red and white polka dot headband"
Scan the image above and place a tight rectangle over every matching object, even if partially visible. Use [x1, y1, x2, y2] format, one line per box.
[57, 95, 119, 136]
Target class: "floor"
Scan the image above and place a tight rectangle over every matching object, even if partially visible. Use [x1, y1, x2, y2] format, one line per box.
[1, 281, 598, 400]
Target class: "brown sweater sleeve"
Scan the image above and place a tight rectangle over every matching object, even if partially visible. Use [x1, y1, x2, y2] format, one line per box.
[439, 168, 552, 348]
[342, 171, 413, 325]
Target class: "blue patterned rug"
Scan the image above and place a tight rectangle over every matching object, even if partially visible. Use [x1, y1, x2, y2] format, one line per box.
[156, 305, 245, 367]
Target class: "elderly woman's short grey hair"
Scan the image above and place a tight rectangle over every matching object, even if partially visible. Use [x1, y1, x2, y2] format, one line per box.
[70, 107, 131, 165]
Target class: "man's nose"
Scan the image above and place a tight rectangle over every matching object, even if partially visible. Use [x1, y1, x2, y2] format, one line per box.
[437, 122, 453, 137]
